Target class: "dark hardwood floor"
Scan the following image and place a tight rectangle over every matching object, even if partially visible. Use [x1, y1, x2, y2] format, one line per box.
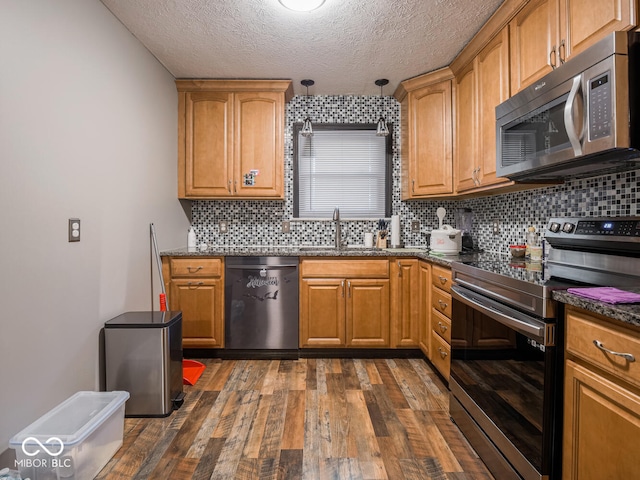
[96, 358, 494, 479]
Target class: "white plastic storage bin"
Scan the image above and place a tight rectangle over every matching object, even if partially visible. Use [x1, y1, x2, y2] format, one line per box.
[9, 391, 129, 480]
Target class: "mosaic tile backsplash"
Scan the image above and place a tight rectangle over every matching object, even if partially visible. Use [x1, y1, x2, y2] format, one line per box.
[191, 94, 639, 254]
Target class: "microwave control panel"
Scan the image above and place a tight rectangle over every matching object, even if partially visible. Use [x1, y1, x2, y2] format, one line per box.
[588, 72, 611, 141]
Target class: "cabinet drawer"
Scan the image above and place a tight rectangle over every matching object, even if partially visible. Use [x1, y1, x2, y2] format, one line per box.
[170, 258, 223, 277]
[431, 287, 452, 318]
[431, 330, 451, 379]
[432, 308, 452, 343]
[301, 259, 389, 278]
[566, 308, 640, 389]
[431, 265, 452, 293]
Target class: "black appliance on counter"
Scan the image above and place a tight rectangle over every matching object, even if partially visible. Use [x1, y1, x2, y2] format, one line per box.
[449, 217, 640, 480]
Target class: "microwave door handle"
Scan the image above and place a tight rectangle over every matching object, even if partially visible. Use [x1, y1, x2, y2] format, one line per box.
[564, 75, 583, 156]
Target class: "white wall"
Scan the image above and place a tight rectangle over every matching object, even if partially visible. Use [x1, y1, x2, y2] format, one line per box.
[0, 0, 189, 453]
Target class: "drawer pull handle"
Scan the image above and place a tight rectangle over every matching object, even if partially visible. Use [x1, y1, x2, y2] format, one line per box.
[187, 266, 203, 273]
[438, 321, 448, 333]
[438, 299, 448, 310]
[187, 281, 204, 288]
[438, 348, 448, 359]
[438, 276, 448, 285]
[593, 340, 636, 362]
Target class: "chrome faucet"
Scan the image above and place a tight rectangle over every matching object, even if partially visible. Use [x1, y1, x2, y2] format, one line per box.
[333, 207, 341, 249]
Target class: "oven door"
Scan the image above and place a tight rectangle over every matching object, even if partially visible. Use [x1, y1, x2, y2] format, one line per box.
[450, 284, 561, 480]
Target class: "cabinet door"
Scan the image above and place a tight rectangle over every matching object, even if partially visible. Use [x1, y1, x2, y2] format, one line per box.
[234, 92, 284, 198]
[300, 278, 345, 347]
[391, 259, 419, 347]
[418, 262, 431, 356]
[182, 91, 233, 197]
[561, 0, 636, 60]
[563, 360, 640, 479]
[476, 28, 511, 189]
[454, 62, 477, 193]
[407, 81, 453, 197]
[347, 279, 390, 347]
[510, 0, 560, 94]
[170, 278, 224, 348]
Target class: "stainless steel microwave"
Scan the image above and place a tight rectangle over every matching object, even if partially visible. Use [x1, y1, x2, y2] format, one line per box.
[496, 31, 640, 181]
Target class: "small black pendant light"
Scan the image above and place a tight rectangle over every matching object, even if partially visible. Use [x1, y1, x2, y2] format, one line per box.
[375, 78, 390, 137]
[301, 79, 314, 137]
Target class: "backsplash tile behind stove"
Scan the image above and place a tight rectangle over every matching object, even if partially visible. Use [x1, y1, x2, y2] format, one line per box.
[191, 94, 639, 253]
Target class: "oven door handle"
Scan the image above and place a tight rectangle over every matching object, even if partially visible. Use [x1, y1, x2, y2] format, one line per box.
[451, 285, 546, 341]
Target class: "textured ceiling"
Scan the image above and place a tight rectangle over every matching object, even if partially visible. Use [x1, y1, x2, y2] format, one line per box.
[100, 0, 504, 95]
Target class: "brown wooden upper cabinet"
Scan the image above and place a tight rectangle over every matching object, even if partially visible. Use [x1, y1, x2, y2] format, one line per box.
[454, 28, 512, 194]
[394, 68, 454, 199]
[176, 80, 293, 199]
[510, 0, 637, 94]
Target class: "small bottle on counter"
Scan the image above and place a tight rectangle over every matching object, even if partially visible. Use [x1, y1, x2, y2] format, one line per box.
[525, 226, 539, 258]
[187, 227, 196, 251]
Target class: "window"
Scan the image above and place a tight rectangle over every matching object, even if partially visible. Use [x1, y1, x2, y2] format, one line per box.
[293, 124, 392, 218]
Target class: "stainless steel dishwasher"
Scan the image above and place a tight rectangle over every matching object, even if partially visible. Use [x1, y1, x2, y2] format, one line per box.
[225, 256, 299, 352]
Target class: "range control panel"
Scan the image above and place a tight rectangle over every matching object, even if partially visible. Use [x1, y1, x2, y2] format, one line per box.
[546, 217, 640, 252]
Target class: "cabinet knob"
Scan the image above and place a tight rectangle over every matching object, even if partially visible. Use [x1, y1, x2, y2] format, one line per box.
[438, 299, 448, 310]
[187, 266, 203, 273]
[412, 179, 415, 193]
[341, 280, 345, 297]
[187, 281, 204, 289]
[438, 321, 448, 333]
[550, 45, 557, 69]
[438, 276, 448, 285]
[438, 348, 448, 359]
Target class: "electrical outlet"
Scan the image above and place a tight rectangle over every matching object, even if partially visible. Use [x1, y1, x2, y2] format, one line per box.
[282, 221, 290, 233]
[68, 218, 81, 242]
[492, 219, 500, 235]
[219, 221, 228, 233]
[411, 220, 420, 233]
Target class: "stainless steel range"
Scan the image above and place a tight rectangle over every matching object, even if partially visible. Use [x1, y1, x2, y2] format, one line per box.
[449, 217, 640, 480]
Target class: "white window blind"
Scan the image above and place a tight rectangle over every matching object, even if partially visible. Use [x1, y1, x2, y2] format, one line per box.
[296, 129, 388, 218]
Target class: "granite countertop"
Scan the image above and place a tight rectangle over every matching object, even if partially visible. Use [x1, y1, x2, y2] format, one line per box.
[160, 245, 485, 268]
[553, 289, 640, 328]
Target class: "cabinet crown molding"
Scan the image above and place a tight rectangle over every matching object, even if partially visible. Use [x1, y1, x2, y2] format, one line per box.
[176, 79, 294, 102]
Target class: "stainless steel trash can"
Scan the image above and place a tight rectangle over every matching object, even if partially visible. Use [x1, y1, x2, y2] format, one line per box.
[104, 311, 184, 417]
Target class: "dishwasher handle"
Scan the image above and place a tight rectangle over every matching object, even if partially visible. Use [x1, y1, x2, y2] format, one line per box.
[225, 264, 299, 270]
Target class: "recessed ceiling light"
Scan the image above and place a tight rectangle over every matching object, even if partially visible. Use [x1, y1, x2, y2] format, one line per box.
[278, 0, 326, 12]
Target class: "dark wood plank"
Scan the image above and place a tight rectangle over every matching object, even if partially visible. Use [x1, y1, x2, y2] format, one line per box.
[277, 449, 303, 480]
[305, 358, 317, 390]
[340, 358, 362, 390]
[374, 359, 411, 409]
[191, 437, 225, 480]
[363, 389, 390, 437]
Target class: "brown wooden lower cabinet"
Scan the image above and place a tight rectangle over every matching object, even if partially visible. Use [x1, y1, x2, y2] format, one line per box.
[163, 256, 224, 348]
[563, 306, 640, 480]
[299, 258, 391, 348]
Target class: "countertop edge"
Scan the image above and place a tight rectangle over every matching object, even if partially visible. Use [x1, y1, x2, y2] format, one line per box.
[553, 290, 640, 328]
[160, 247, 474, 267]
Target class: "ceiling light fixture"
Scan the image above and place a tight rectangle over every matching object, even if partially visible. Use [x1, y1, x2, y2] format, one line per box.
[375, 79, 390, 137]
[278, 0, 326, 12]
[301, 79, 314, 137]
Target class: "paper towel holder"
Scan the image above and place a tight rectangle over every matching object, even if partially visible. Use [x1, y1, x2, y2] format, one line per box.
[390, 214, 402, 248]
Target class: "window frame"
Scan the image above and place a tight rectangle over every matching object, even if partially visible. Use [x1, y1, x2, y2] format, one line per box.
[292, 123, 393, 219]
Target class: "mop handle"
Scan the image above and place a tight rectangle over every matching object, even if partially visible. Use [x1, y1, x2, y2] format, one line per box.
[150, 223, 168, 310]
